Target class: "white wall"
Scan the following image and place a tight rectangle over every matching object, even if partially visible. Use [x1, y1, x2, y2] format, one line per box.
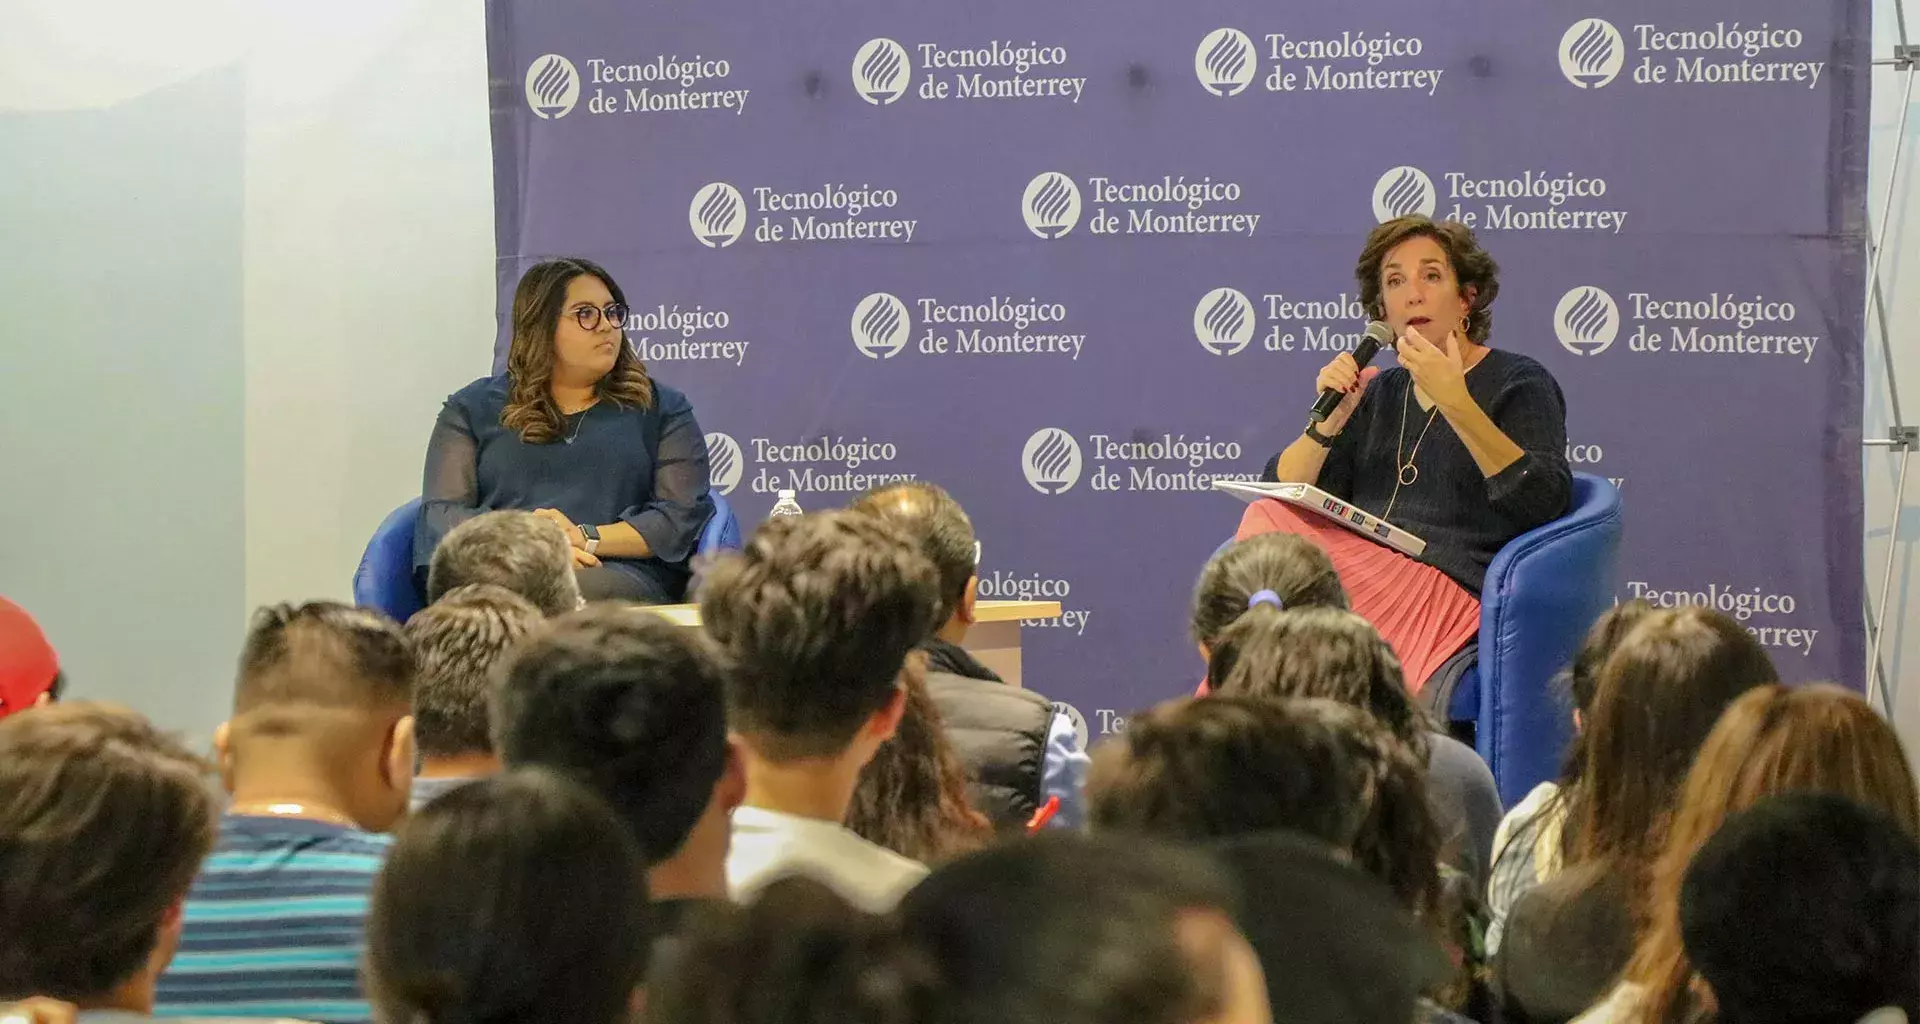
[0, 0, 494, 741]
[1868, 0, 1920, 751]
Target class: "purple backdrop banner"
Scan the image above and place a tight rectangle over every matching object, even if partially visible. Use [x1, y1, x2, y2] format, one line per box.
[485, 1, 1869, 739]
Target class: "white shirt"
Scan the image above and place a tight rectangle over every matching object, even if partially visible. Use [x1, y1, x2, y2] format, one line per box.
[726, 805, 929, 913]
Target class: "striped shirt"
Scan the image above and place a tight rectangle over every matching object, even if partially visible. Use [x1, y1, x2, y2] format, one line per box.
[154, 814, 390, 1024]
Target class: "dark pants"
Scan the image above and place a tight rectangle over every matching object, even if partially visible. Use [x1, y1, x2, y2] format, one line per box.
[574, 560, 687, 605]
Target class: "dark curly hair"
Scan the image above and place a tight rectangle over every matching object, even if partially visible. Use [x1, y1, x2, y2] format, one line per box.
[846, 666, 993, 864]
[501, 257, 654, 444]
[1355, 216, 1501, 344]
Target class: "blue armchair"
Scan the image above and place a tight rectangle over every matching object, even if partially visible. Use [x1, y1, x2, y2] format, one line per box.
[1450, 473, 1623, 804]
[1211, 473, 1622, 805]
[352, 492, 744, 622]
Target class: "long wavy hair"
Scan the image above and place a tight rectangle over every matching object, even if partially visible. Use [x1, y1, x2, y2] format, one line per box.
[1619, 684, 1919, 1024]
[845, 662, 993, 865]
[501, 257, 654, 444]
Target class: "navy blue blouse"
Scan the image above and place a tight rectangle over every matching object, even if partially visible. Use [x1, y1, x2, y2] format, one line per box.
[415, 374, 714, 575]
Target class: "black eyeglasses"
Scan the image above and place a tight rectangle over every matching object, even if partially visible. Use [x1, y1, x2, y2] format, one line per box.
[566, 302, 628, 332]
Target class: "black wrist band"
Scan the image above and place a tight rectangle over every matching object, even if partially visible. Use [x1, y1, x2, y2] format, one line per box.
[1304, 422, 1337, 448]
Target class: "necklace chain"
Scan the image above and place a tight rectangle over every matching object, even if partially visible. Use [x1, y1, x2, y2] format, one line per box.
[1384, 382, 1439, 521]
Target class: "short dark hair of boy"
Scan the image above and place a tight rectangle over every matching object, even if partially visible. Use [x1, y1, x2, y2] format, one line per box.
[698, 511, 938, 762]
[403, 584, 543, 759]
[851, 481, 976, 627]
[367, 768, 651, 1024]
[493, 606, 728, 864]
[427, 510, 581, 617]
[900, 832, 1241, 1024]
[1089, 696, 1388, 851]
[1680, 792, 1919, 1024]
[0, 703, 216, 1001]
[235, 601, 415, 721]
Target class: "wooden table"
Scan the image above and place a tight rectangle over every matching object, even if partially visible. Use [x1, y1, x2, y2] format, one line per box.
[647, 599, 1062, 688]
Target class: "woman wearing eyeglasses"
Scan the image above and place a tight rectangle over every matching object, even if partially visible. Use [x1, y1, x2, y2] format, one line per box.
[415, 257, 714, 604]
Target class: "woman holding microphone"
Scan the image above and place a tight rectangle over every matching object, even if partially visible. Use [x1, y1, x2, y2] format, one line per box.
[1248, 216, 1572, 691]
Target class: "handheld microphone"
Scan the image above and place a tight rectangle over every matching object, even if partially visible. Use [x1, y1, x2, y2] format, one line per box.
[1308, 320, 1396, 423]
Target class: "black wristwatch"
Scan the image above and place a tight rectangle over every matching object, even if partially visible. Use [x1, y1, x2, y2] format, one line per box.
[1303, 421, 1338, 448]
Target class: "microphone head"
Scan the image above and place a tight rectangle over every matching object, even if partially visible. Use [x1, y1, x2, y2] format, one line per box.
[1364, 320, 1396, 348]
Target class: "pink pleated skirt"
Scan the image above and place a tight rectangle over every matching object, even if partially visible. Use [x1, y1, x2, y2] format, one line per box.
[1234, 498, 1480, 694]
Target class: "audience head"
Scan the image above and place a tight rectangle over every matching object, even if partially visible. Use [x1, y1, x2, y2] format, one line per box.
[366, 768, 651, 1024]
[1190, 533, 1347, 650]
[1208, 833, 1451, 1024]
[852, 480, 979, 635]
[493, 606, 738, 869]
[1624, 684, 1920, 1024]
[217, 601, 417, 833]
[1550, 599, 1657, 787]
[1562, 606, 1778, 871]
[900, 832, 1271, 1024]
[0, 703, 216, 1008]
[846, 668, 993, 863]
[1089, 695, 1442, 921]
[1206, 606, 1430, 759]
[698, 510, 938, 765]
[503, 256, 655, 443]
[647, 876, 941, 1024]
[0, 596, 62, 719]
[427, 510, 582, 617]
[403, 584, 543, 765]
[1682, 793, 1919, 1024]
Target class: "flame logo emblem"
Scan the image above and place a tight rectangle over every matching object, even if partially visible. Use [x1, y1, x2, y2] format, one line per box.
[524, 54, 581, 119]
[1559, 19, 1624, 89]
[704, 432, 744, 495]
[851, 293, 911, 359]
[853, 39, 912, 105]
[1022, 428, 1084, 495]
[1194, 29, 1257, 97]
[1194, 288, 1256, 356]
[688, 183, 746, 248]
[1022, 172, 1082, 239]
[1371, 166, 1436, 223]
[1553, 286, 1620, 355]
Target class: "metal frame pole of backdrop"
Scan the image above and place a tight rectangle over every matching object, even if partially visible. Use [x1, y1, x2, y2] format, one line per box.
[1866, 0, 1917, 716]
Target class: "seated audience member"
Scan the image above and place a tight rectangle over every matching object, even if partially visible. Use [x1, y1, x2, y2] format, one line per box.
[851, 482, 1090, 830]
[698, 511, 938, 911]
[1210, 834, 1456, 1024]
[493, 605, 742, 946]
[1679, 794, 1919, 1024]
[1490, 607, 1774, 1024]
[0, 704, 263, 1022]
[652, 836, 1277, 1024]
[0, 596, 63, 718]
[401, 583, 544, 809]
[1191, 533, 1350, 681]
[425, 509, 583, 616]
[366, 769, 651, 1024]
[1206, 603, 1502, 887]
[846, 669, 994, 863]
[1486, 600, 1654, 956]
[1565, 684, 1918, 1024]
[1088, 696, 1474, 1019]
[156, 602, 417, 1024]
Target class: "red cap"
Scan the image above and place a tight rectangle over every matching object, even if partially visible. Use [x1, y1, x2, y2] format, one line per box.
[0, 597, 60, 719]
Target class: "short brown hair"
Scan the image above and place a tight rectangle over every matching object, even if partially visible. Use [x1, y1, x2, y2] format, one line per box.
[698, 511, 938, 761]
[1355, 216, 1500, 343]
[0, 703, 216, 1000]
[427, 511, 582, 617]
[235, 602, 415, 721]
[404, 584, 544, 758]
[852, 481, 976, 628]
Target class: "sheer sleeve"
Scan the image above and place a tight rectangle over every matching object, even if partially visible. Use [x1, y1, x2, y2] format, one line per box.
[1484, 371, 1573, 529]
[619, 390, 714, 564]
[416, 399, 486, 569]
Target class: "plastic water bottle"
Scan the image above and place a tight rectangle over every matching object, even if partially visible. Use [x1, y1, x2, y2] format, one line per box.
[769, 489, 804, 519]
